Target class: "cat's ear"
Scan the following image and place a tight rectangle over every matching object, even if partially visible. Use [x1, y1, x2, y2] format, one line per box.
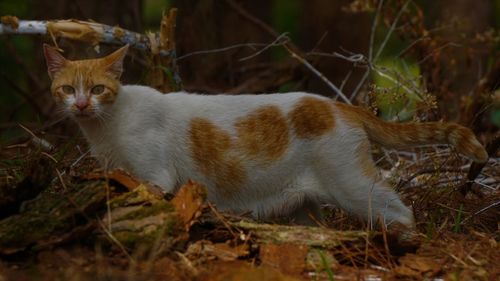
[102, 44, 129, 79]
[43, 44, 67, 80]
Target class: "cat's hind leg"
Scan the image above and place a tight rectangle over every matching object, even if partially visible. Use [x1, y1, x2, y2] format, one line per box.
[316, 139, 415, 229]
[288, 199, 323, 226]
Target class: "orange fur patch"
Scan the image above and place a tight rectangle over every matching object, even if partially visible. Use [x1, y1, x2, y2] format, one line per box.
[333, 103, 365, 128]
[446, 124, 488, 162]
[189, 118, 246, 196]
[336, 103, 443, 148]
[288, 97, 335, 138]
[235, 106, 289, 162]
[335, 102, 487, 162]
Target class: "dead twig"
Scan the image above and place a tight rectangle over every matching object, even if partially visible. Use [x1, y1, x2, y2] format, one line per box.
[285, 46, 350, 103]
[397, 167, 466, 189]
[461, 201, 500, 224]
[208, 203, 238, 239]
[352, 0, 413, 102]
[18, 123, 54, 151]
[351, 0, 384, 100]
[239, 32, 290, 61]
[223, 0, 301, 54]
[97, 218, 136, 263]
[373, 0, 411, 61]
[176, 33, 290, 62]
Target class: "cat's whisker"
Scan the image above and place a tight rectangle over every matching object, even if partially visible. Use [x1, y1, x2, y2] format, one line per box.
[98, 110, 112, 120]
[95, 114, 108, 126]
[96, 110, 112, 122]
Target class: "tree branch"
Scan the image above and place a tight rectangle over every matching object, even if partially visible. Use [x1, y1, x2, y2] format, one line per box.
[0, 16, 172, 56]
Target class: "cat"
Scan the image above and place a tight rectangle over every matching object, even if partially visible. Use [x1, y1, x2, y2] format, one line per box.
[43, 44, 488, 229]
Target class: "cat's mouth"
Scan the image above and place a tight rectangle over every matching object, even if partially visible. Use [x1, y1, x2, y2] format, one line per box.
[73, 110, 96, 119]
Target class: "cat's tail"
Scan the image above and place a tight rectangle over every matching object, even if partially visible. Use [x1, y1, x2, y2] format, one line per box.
[335, 103, 488, 163]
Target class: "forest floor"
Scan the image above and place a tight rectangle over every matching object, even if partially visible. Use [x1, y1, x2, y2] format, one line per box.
[0, 138, 499, 281]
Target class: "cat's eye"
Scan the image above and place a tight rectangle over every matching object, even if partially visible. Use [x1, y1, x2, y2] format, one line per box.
[62, 85, 75, 94]
[91, 85, 105, 95]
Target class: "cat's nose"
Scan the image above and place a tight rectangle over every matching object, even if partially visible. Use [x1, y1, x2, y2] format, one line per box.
[75, 99, 89, 111]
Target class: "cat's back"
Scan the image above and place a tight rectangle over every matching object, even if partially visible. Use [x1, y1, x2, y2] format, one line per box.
[117, 86, 335, 129]
[114, 86, 344, 147]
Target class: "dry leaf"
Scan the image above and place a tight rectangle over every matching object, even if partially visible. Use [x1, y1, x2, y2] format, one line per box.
[395, 254, 442, 278]
[186, 240, 249, 262]
[171, 180, 207, 230]
[203, 261, 302, 281]
[259, 243, 308, 276]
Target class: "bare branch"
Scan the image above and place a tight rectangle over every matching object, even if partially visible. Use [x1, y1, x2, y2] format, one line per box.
[18, 123, 54, 151]
[373, 0, 411, 62]
[239, 32, 290, 61]
[308, 51, 366, 64]
[286, 46, 351, 104]
[176, 33, 290, 62]
[223, 0, 302, 54]
[351, 0, 413, 101]
[369, 0, 384, 61]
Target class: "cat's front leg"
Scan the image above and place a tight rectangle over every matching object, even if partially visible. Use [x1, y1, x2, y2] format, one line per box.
[142, 168, 178, 193]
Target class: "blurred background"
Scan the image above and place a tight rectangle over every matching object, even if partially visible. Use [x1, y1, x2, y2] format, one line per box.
[0, 0, 499, 146]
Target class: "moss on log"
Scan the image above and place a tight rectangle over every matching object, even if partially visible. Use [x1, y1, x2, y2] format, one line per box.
[0, 180, 107, 254]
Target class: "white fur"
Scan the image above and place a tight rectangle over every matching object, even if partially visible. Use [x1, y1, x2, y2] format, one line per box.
[75, 85, 414, 227]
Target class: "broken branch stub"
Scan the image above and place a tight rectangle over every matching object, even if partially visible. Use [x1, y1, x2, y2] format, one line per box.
[146, 8, 182, 93]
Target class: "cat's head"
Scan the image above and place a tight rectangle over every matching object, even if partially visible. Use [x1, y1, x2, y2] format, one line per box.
[43, 44, 128, 119]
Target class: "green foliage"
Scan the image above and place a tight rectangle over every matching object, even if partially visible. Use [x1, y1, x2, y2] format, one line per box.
[143, 0, 171, 31]
[372, 58, 422, 121]
[490, 86, 500, 129]
[278, 81, 295, 93]
[158, 65, 182, 91]
[425, 214, 436, 241]
[453, 204, 464, 233]
[271, 0, 300, 61]
[0, 0, 32, 16]
[272, 0, 300, 40]
[318, 250, 335, 281]
[491, 108, 500, 128]
[494, 0, 500, 29]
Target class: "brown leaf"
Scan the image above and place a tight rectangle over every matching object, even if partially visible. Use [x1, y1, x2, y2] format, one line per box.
[185, 240, 249, 261]
[259, 243, 308, 276]
[80, 169, 140, 191]
[171, 180, 207, 230]
[203, 261, 302, 281]
[395, 254, 442, 277]
[148, 257, 196, 281]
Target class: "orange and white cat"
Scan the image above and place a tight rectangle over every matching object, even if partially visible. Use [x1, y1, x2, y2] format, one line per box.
[43, 44, 488, 229]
